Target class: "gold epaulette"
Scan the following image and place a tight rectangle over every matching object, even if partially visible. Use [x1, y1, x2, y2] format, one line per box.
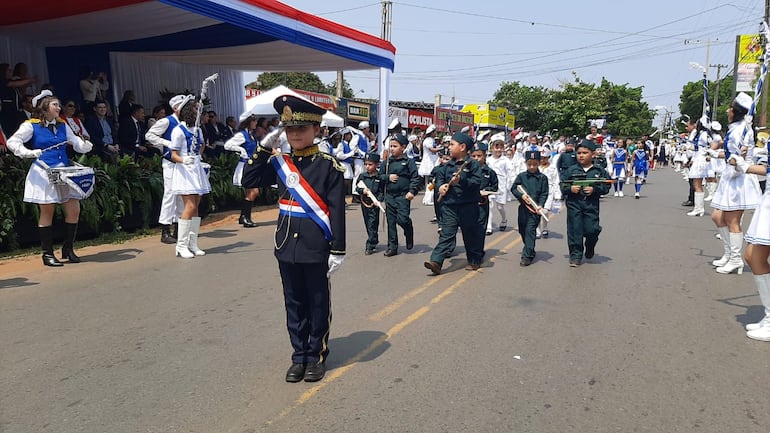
[318, 152, 346, 173]
[28, 118, 41, 124]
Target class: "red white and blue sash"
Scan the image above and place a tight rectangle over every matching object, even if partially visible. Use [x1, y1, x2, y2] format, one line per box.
[272, 154, 333, 241]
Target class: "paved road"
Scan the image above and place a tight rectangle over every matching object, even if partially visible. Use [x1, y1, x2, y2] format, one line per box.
[1, 167, 768, 433]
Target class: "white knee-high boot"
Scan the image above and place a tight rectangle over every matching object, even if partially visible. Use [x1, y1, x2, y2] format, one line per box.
[746, 273, 770, 332]
[712, 226, 731, 267]
[716, 232, 744, 274]
[687, 192, 705, 216]
[175, 219, 195, 259]
[188, 216, 206, 256]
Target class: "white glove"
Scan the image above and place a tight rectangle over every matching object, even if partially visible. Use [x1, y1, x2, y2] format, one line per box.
[74, 140, 93, 154]
[30, 148, 43, 159]
[705, 148, 720, 158]
[327, 254, 345, 277]
[261, 128, 284, 149]
[182, 155, 197, 165]
[238, 148, 249, 159]
[753, 147, 768, 165]
[729, 155, 750, 173]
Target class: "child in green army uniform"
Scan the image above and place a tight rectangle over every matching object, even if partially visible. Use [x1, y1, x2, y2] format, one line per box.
[424, 133, 484, 275]
[356, 153, 384, 255]
[511, 150, 549, 266]
[560, 139, 612, 267]
[472, 145, 498, 238]
[380, 133, 420, 256]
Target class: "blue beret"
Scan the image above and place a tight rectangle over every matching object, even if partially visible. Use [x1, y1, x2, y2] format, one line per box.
[475, 142, 489, 152]
[452, 132, 474, 148]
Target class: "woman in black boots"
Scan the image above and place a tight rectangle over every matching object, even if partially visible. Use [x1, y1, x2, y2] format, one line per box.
[224, 112, 260, 227]
[6, 90, 93, 266]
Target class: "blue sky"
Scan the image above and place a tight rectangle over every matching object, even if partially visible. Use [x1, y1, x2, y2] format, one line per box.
[244, 1, 763, 119]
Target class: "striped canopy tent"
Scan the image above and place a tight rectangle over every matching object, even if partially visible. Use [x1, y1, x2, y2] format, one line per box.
[0, 0, 395, 136]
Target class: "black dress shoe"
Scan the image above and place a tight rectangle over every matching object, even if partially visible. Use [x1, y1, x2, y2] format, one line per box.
[285, 363, 306, 383]
[424, 260, 441, 275]
[61, 248, 81, 263]
[365, 248, 375, 255]
[160, 232, 176, 244]
[241, 218, 258, 228]
[520, 257, 532, 266]
[681, 200, 694, 207]
[304, 362, 326, 382]
[383, 250, 398, 257]
[42, 253, 63, 267]
[405, 232, 414, 250]
[584, 246, 595, 259]
[569, 259, 582, 267]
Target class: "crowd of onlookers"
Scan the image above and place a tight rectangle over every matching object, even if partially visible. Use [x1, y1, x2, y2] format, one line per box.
[0, 61, 285, 165]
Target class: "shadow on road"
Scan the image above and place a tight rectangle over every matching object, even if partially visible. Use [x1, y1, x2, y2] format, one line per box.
[716, 292, 764, 329]
[200, 229, 239, 239]
[0, 277, 39, 290]
[327, 330, 390, 370]
[81, 248, 143, 263]
[204, 241, 255, 254]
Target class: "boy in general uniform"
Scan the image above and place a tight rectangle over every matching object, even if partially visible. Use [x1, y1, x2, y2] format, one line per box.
[424, 133, 484, 275]
[511, 150, 549, 266]
[560, 139, 611, 267]
[356, 152, 384, 255]
[380, 133, 420, 256]
[250, 94, 346, 383]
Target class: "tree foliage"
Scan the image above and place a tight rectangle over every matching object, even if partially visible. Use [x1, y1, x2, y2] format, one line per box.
[245, 72, 327, 93]
[244, 72, 355, 98]
[491, 73, 655, 138]
[679, 75, 734, 128]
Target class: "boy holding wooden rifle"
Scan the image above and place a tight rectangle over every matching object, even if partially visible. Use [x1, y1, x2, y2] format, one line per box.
[424, 133, 483, 275]
[356, 152, 385, 255]
[511, 150, 549, 266]
[560, 139, 612, 267]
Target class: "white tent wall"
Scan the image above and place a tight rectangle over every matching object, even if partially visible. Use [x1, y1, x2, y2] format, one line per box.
[109, 52, 244, 120]
[0, 35, 49, 91]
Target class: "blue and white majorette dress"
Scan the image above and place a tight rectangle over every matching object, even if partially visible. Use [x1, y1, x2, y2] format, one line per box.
[169, 122, 211, 195]
[226, 130, 258, 187]
[711, 119, 761, 211]
[745, 181, 770, 245]
[632, 148, 648, 178]
[610, 147, 627, 179]
[687, 130, 712, 179]
[7, 119, 91, 204]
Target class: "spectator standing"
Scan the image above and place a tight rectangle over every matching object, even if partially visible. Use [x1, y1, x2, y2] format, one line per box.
[79, 69, 109, 113]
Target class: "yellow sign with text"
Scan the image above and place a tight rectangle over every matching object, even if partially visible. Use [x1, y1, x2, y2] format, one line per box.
[461, 104, 513, 128]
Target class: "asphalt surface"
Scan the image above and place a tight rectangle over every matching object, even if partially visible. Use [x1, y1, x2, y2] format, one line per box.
[1, 166, 769, 433]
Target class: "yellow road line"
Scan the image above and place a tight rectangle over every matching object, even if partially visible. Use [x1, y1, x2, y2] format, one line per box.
[368, 230, 516, 321]
[265, 232, 523, 427]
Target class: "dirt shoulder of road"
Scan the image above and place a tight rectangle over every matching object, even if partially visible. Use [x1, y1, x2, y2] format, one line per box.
[0, 205, 280, 278]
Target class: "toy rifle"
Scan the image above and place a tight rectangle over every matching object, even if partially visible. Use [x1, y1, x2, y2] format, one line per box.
[356, 180, 385, 213]
[437, 158, 469, 203]
[516, 185, 549, 222]
[560, 178, 614, 187]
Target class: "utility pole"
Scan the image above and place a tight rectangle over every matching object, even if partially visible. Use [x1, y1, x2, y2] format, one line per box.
[709, 63, 729, 120]
[760, 0, 770, 127]
[336, 70, 343, 99]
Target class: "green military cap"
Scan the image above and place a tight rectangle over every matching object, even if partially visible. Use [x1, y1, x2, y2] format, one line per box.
[364, 152, 380, 163]
[391, 133, 409, 146]
[577, 139, 597, 151]
[524, 150, 541, 161]
[451, 132, 474, 148]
